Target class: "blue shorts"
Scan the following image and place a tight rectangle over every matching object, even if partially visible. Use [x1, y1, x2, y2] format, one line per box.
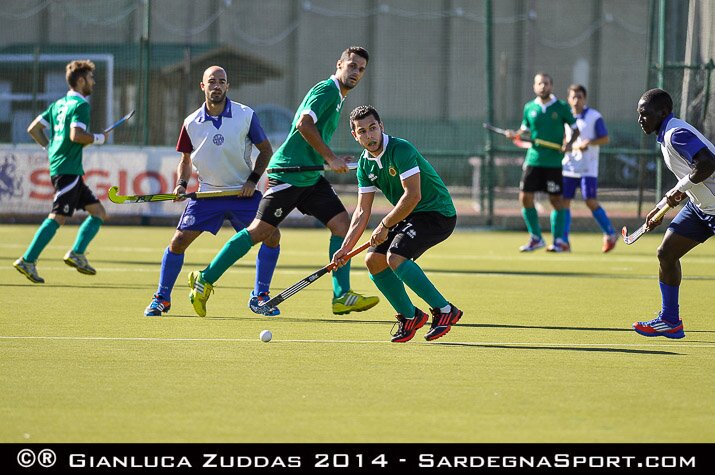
[177, 192, 262, 235]
[668, 200, 715, 243]
[562, 176, 598, 200]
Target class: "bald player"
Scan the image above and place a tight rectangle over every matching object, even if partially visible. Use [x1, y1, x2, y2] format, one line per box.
[143, 66, 282, 317]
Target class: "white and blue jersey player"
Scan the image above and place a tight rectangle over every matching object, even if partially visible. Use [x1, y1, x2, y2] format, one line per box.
[562, 84, 617, 252]
[633, 88, 715, 339]
[144, 66, 281, 317]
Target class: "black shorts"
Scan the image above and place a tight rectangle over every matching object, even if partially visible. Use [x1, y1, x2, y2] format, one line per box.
[370, 211, 456, 261]
[520, 166, 563, 194]
[50, 175, 99, 217]
[256, 176, 347, 227]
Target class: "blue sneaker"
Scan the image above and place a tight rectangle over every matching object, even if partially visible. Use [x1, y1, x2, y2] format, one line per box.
[248, 291, 280, 317]
[144, 294, 171, 317]
[632, 314, 685, 339]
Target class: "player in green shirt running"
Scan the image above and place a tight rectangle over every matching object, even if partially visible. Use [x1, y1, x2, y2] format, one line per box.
[187, 47, 379, 317]
[506, 73, 579, 253]
[332, 105, 462, 343]
[14, 60, 109, 284]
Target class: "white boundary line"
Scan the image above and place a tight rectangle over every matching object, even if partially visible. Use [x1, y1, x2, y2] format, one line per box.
[0, 335, 713, 348]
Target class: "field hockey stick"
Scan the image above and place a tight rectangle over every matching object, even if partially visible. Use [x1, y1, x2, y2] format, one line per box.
[257, 241, 371, 314]
[107, 186, 243, 204]
[483, 123, 563, 151]
[621, 199, 671, 245]
[103, 110, 135, 133]
[266, 162, 358, 173]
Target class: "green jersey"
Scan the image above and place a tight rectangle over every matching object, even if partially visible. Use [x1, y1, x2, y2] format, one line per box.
[268, 76, 345, 187]
[40, 91, 91, 176]
[357, 135, 456, 217]
[520, 96, 576, 168]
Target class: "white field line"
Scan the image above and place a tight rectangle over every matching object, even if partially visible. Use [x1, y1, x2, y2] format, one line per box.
[0, 335, 713, 349]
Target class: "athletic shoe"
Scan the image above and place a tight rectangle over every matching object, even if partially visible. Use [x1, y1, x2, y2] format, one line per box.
[144, 294, 171, 317]
[188, 271, 214, 318]
[546, 238, 571, 253]
[63, 250, 96, 275]
[332, 290, 379, 315]
[602, 234, 618, 253]
[390, 308, 429, 343]
[248, 291, 280, 317]
[13, 258, 44, 284]
[519, 236, 546, 252]
[632, 314, 685, 339]
[425, 303, 463, 341]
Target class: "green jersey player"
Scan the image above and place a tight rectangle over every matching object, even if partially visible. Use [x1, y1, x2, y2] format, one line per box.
[14, 60, 109, 284]
[187, 47, 379, 317]
[332, 105, 462, 343]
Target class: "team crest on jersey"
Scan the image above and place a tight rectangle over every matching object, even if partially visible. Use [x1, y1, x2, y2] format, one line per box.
[530, 111, 537, 118]
[274, 208, 283, 218]
[213, 133, 224, 146]
[182, 215, 196, 227]
[388, 166, 397, 177]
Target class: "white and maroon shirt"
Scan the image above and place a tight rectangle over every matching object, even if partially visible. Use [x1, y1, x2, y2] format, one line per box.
[177, 99, 267, 191]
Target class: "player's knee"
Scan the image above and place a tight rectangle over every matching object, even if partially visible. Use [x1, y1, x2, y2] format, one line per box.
[656, 244, 677, 264]
[263, 228, 281, 247]
[169, 234, 191, 253]
[385, 252, 406, 270]
[49, 214, 66, 226]
[365, 252, 387, 274]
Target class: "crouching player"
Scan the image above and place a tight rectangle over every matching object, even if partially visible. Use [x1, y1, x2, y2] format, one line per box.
[332, 106, 462, 342]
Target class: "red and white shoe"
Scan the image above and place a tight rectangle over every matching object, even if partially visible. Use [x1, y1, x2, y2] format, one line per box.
[632, 314, 685, 339]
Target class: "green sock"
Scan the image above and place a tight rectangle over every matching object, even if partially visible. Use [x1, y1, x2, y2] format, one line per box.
[522, 207, 541, 239]
[330, 235, 350, 298]
[550, 209, 565, 241]
[394, 260, 448, 310]
[369, 268, 414, 317]
[72, 215, 103, 254]
[24, 218, 60, 262]
[202, 229, 254, 284]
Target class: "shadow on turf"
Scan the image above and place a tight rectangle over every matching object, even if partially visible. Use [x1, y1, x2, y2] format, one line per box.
[434, 342, 681, 355]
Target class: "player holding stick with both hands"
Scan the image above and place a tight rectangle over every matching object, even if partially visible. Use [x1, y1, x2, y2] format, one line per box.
[332, 105, 462, 343]
[632, 88, 715, 339]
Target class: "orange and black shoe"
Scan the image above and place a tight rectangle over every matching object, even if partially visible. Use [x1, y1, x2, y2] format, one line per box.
[425, 303, 463, 341]
[390, 308, 429, 343]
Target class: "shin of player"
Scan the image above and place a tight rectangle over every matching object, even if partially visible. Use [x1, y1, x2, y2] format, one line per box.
[632, 88, 715, 339]
[332, 105, 463, 343]
[14, 60, 108, 284]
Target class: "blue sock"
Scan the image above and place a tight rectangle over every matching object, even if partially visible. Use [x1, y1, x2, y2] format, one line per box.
[255, 244, 280, 295]
[563, 208, 571, 242]
[659, 281, 680, 323]
[592, 206, 615, 235]
[156, 247, 184, 301]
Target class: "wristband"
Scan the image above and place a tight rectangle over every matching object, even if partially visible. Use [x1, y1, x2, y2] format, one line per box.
[93, 133, 105, 145]
[176, 179, 188, 189]
[247, 171, 261, 184]
[381, 219, 394, 230]
[675, 175, 695, 193]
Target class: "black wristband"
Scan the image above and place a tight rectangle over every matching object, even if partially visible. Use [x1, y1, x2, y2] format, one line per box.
[177, 179, 188, 188]
[247, 171, 261, 184]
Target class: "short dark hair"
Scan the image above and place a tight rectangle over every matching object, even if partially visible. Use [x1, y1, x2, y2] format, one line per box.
[349, 105, 381, 130]
[534, 72, 552, 84]
[340, 46, 369, 64]
[568, 84, 587, 96]
[640, 88, 673, 114]
[66, 60, 96, 88]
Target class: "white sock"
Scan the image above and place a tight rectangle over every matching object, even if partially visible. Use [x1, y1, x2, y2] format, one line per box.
[440, 304, 451, 313]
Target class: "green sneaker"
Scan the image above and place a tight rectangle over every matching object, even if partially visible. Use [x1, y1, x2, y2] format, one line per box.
[188, 271, 214, 317]
[13, 258, 45, 284]
[332, 290, 379, 315]
[63, 250, 96, 275]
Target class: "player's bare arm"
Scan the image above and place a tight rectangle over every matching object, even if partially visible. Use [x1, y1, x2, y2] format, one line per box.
[69, 126, 108, 146]
[241, 138, 273, 197]
[27, 116, 49, 148]
[296, 114, 350, 172]
[371, 173, 421, 247]
[562, 126, 580, 152]
[173, 152, 192, 197]
[333, 191, 374, 268]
